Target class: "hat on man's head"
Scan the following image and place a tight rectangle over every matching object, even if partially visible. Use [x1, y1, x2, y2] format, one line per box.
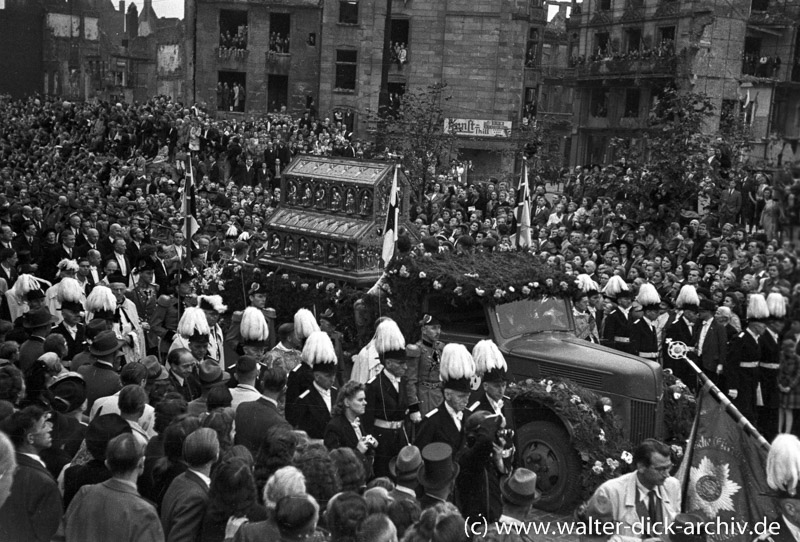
[418, 443, 459, 490]
[767, 292, 787, 321]
[89, 330, 126, 356]
[248, 281, 266, 295]
[472, 340, 507, 383]
[676, 285, 700, 312]
[178, 307, 211, 344]
[199, 295, 227, 314]
[136, 259, 155, 273]
[765, 434, 800, 499]
[419, 314, 441, 328]
[576, 274, 600, 298]
[501, 468, 541, 505]
[240, 307, 270, 348]
[698, 298, 717, 312]
[86, 285, 117, 321]
[389, 445, 422, 483]
[302, 331, 337, 373]
[374, 318, 406, 361]
[58, 277, 84, 312]
[294, 308, 320, 341]
[86, 414, 132, 461]
[106, 273, 127, 287]
[747, 293, 771, 323]
[49, 372, 86, 414]
[603, 275, 631, 300]
[197, 359, 230, 388]
[23, 307, 58, 329]
[440, 343, 476, 393]
[636, 283, 661, 312]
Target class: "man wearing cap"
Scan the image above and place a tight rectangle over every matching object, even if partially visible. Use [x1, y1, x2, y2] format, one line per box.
[602, 288, 635, 354]
[483, 469, 541, 541]
[694, 298, 728, 390]
[759, 294, 785, 442]
[727, 299, 770, 423]
[584, 439, 680, 541]
[630, 284, 661, 361]
[664, 290, 700, 388]
[90, 362, 156, 436]
[197, 295, 227, 369]
[77, 330, 126, 411]
[55, 291, 87, 363]
[407, 314, 446, 417]
[18, 307, 57, 373]
[151, 269, 195, 361]
[389, 445, 422, 503]
[417, 443, 460, 509]
[188, 359, 230, 416]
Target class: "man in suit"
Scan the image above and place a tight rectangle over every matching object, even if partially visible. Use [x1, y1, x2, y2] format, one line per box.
[167, 348, 202, 403]
[64, 433, 164, 542]
[55, 296, 86, 363]
[75, 228, 101, 259]
[109, 238, 132, 285]
[235, 366, 291, 456]
[64, 213, 88, 248]
[19, 307, 56, 373]
[415, 379, 469, 456]
[161, 428, 218, 542]
[0, 406, 63, 542]
[467, 353, 515, 435]
[0, 248, 18, 289]
[389, 445, 422, 502]
[295, 354, 337, 439]
[14, 221, 42, 263]
[718, 179, 742, 229]
[630, 285, 661, 362]
[584, 439, 681, 540]
[695, 298, 728, 390]
[0, 224, 15, 251]
[40, 229, 76, 282]
[77, 330, 125, 412]
[602, 289, 635, 354]
[126, 227, 145, 266]
[664, 297, 699, 388]
[256, 160, 272, 189]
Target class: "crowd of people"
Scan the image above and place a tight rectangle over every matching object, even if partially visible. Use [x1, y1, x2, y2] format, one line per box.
[219, 26, 248, 56]
[0, 88, 798, 541]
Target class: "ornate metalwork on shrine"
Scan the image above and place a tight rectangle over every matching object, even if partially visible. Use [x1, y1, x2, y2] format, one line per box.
[259, 156, 415, 286]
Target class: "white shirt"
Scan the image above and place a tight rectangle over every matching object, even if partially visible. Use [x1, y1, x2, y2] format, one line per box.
[384, 369, 401, 393]
[90, 393, 156, 437]
[188, 469, 211, 489]
[21, 452, 46, 468]
[488, 395, 504, 416]
[698, 318, 712, 353]
[444, 401, 463, 431]
[314, 381, 332, 413]
[230, 384, 261, 411]
[115, 253, 127, 275]
[261, 395, 279, 408]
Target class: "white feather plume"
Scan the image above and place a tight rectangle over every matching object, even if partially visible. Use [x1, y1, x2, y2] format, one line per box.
[177, 307, 210, 337]
[576, 274, 599, 294]
[747, 293, 770, 320]
[472, 340, 507, 375]
[374, 318, 405, 354]
[636, 283, 661, 306]
[767, 292, 787, 319]
[238, 231, 251, 242]
[294, 308, 320, 340]
[302, 330, 337, 366]
[240, 307, 269, 342]
[57, 277, 84, 303]
[11, 274, 41, 300]
[767, 434, 800, 495]
[440, 343, 476, 381]
[602, 275, 629, 297]
[57, 259, 79, 273]
[226, 224, 238, 238]
[85, 285, 116, 312]
[676, 285, 700, 309]
[199, 294, 227, 313]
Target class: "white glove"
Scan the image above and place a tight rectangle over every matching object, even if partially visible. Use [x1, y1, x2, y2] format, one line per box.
[716, 364, 723, 375]
[728, 389, 738, 400]
[410, 412, 422, 423]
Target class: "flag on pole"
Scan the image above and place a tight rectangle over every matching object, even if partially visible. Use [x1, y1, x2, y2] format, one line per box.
[182, 157, 200, 241]
[381, 166, 400, 266]
[514, 159, 532, 249]
[677, 380, 777, 542]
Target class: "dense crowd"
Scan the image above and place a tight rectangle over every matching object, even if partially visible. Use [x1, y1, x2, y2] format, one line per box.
[0, 90, 798, 541]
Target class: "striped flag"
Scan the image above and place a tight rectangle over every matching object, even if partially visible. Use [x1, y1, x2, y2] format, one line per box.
[182, 157, 200, 241]
[514, 160, 532, 249]
[381, 166, 400, 266]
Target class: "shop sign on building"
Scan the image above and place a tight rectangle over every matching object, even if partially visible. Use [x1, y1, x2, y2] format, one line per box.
[444, 118, 512, 138]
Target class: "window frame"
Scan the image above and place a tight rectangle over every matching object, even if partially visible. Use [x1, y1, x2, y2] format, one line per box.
[334, 49, 358, 92]
[339, 0, 359, 25]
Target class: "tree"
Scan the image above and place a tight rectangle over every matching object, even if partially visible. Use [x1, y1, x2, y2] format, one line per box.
[369, 83, 457, 203]
[583, 88, 721, 229]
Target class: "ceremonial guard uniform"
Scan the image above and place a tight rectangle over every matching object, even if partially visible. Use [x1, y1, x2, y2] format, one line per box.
[467, 339, 515, 433]
[294, 332, 338, 439]
[126, 260, 159, 353]
[601, 277, 635, 354]
[759, 293, 787, 442]
[224, 282, 277, 360]
[573, 276, 601, 343]
[728, 331, 763, 424]
[285, 309, 320, 426]
[407, 314, 446, 416]
[630, 318, 659, 360]
[664, 285, 700, 386]
[361, 319, 419, 479]
[151, 270, 195, 361]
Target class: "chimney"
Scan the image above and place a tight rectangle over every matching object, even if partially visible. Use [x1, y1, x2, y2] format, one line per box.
[559, 4, 567, 16]
[119, 1, 125, 33]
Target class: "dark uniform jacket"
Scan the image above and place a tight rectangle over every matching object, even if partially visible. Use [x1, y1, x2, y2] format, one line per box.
[629, 318, 659, 359]
[415, 403, 465, 454]
[602, 308, 634, 354]
[759, 329, 781, 409]
[168, 369, 202, 403]
[234, 397, 291, 456]
[53, 321, 86, 362]
[727, 329, 761, 422]
[467, 390, 516, 433]
[664, 316, 697, 385]
[295, 384, 337, 439]
[285, 363, 314, 428]
[363, 371, 416, 428]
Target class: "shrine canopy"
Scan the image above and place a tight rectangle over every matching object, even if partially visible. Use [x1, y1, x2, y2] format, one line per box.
[258, 156, 415, 286]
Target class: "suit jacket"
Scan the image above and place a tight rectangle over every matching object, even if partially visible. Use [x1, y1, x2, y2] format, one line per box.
[232, 519, 280, 542]
[467, 390, 516, 433]
[53, 321, 86, 362]
[415, 403, 465, 454]
[602, 308, 635, 354]
[14, 235, 42, 263]
[584, 471, 681, 542]
[295, 384, 336, 439]
[285, 363, 314, 427]
[65, 477, 164, 542]
[78, 361, 122, 412]
[0, 263, 18, 288]
[234, 397, 291, 455]
[629, 318, 659, 358]
[719, 189, 742, 217]
[39, 245, 74, 282]
[168, 370, 202, 403]
[324, 413, 362, 451]
[110, 252, 133, 283]
[0, 453, 63, 542]
[694, 318, 728, 372]
[362, 370, 415, 429]
[19, 335, 46, 373]
[161, 470, 210, 542]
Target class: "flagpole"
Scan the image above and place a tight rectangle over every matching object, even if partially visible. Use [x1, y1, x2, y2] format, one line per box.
[668, 340, 770, 451]
[185, 153, 194, 269]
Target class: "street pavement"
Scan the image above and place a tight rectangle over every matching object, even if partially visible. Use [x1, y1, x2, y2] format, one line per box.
[528, 507, 580, 542]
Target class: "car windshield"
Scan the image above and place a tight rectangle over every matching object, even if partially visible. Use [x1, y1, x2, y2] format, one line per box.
[494, 297, 572, 338]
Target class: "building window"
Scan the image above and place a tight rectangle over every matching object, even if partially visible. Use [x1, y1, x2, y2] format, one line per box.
[742, 36, 762, 76]
[625, 28, 642, 52]
[220, 10, 248, 50]
[268, 75, 289, 113]
[594, 32, 610, 57]
[335, 49, 357, 91]
[339, 1, 358, 24]
[751, 0, 768, 10]
[526, 28, 540, 67]
[217, 71, 246, 112]
[623, 89, 640, 117]
[599, 0, 612, 11]
[270, 13, 290, 53]
[591, 88, 608, 117]
[390, 19, 410, 67]
[658, 26, 675, 43]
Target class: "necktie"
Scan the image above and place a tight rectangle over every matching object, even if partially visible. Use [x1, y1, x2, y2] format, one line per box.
[646, 490, 661, 537]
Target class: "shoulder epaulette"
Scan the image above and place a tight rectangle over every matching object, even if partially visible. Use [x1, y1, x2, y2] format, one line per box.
[502, 395, 510, 400]
[425, 408, 439, 418]
[291, 363, 302, 372]
[467, 401, 481, 412]
[633, 319, 641, 325]
[299, 389, 310, 399]
[367, 376, 377, 384]
[156, 295, 175, 307]
[738, 332, 746, 338]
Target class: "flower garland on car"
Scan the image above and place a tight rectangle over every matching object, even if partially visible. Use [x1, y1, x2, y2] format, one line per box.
[506, 377, 634, 500]
[661, 368, 696, 462]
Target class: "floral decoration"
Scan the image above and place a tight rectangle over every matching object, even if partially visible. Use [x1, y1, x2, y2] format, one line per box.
[507, 377, 633, 500]
[662, 368, 696, 464]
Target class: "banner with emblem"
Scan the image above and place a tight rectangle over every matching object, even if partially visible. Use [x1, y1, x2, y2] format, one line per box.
[677, 381, 777, 542]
